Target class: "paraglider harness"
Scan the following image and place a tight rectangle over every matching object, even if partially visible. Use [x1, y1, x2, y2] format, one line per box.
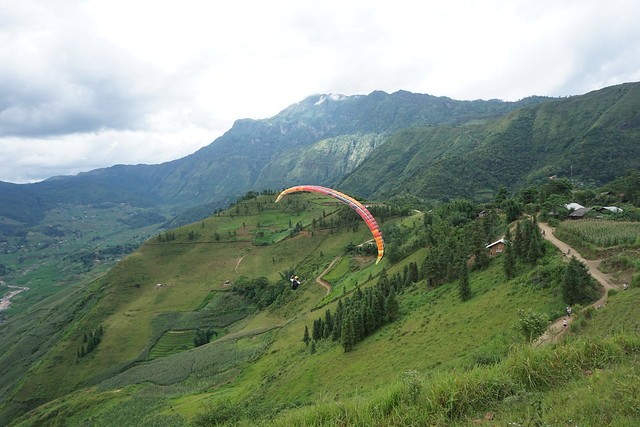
[290, 275, 301, 290]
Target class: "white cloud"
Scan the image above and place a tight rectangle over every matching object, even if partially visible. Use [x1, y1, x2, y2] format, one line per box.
[0, 0, 639, 182]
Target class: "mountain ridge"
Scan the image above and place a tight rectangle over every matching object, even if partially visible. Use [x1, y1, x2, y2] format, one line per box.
[0, 89, 550, 228]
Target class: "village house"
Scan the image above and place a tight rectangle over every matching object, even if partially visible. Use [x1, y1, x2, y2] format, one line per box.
[568, 207, 592, 219]
[485, 239, 506, 256]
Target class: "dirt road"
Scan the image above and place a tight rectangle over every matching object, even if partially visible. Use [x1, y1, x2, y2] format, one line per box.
[315, 257, 340, 296]
[534, 222, 619, 346]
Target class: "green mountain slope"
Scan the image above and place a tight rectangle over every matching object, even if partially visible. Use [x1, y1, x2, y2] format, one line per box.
[0, 90, 538, 228]
[340, 82, 640, 200]
[3, 190, 637, 426]
[0, 90, 548, 327]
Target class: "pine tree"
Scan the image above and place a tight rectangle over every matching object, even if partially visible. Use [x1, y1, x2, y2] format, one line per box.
[341, 313, 355, 352]
[373, 288, 385, 326]
[385, 287, 399, 322]
[472, 223, 489, 269]
[514, 221, 524, 258]
[408, 262, 419, 285]
[324, 309, 333, 338]
[459, 260, 471, 301]
[332, 300, 344, 341]
[377, 267, 389, 292]
[303, 325, 310, 346]
[312, 319, 321, 341]
[354, 308, 365, 341]
[310, 339, 316, 354]
[364, 305, 376, 334]
[503, 228, 516, 279]
[562, 257, 599, 305]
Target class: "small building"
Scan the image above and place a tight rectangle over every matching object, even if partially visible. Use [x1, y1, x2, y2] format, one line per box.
[565, 202, 584, 211]
[568, 207, 592, 219]
[486, 239, 506, 256]
[601, 206, 623, 213]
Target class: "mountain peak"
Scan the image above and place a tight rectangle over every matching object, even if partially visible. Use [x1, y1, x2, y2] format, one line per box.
[313, 93, 349, 105]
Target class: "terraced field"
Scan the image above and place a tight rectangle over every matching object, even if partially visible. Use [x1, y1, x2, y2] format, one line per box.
[149, 330, 196, 359]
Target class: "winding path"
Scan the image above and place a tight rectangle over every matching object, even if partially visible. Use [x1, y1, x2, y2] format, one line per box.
[235, 255, 246, 273]
[315, 257, 340, 296]
[534, 222, 619, 346]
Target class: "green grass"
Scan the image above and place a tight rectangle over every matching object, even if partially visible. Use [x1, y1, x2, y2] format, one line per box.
[257, 334, 640, 427]
[148, 330, 196, 359]
[4, 197, 638, 426]
[0, 194, 383, 423]
[5, 243, 569, 425]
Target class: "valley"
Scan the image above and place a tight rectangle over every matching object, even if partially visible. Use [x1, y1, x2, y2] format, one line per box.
[0, 185, 637, 425]
[0, 83, 639, 426]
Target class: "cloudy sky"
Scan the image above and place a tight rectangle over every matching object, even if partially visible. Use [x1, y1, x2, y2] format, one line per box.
[1, 0, 639, 183]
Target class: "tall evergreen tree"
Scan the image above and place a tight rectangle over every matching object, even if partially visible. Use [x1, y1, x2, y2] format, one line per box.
[332, 300, 344, 341]
[341, 313, 356, 352]
[503, 228, 516, 279]
[471, 222, 489, 269]
[385, 287, 399, 322]
[312, 319, 321, 341]
[526, 216, 545, 263]
[514, 221, 524, 258]
[303, 325, 310, 347]
[323, 309, 333, 339]
[562, 257, 599, 305]
[408, 262, 419, 285]
[459, 260, 471, 301]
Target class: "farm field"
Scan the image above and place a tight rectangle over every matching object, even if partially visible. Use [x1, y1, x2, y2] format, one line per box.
[558, 219, 640, 247]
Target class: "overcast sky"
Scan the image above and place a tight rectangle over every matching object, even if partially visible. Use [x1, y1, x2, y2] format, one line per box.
[1, 0, 639, 183]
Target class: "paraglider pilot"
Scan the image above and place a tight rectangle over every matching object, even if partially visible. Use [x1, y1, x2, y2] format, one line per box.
[290, 275, 301, 290]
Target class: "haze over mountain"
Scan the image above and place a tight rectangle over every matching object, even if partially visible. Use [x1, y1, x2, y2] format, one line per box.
[0, 89, 547, 229]
[2, 82, 639, 234]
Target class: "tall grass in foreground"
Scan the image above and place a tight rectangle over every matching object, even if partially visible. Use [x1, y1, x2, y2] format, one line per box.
[201, 335, 640, 426]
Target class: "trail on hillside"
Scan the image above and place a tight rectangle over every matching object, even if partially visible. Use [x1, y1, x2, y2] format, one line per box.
[534, 222, 619, 346]
[316, 257, 340, 296]
[210, 257, 341, 345]
[235, 255, 246, 273]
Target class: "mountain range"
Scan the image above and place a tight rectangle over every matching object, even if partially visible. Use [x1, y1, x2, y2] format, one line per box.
[1, 82, 639, 425]
[1, 89, 548, 228]
[2, 82, 639, 234]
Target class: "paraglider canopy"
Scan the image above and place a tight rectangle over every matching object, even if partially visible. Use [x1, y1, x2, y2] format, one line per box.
[276, 185, 385, 264]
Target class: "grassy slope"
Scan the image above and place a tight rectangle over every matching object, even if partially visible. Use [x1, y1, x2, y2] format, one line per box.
[1, 194, 375, 421]
[13, 253, 566, 424]
[6, 203, 640, 425]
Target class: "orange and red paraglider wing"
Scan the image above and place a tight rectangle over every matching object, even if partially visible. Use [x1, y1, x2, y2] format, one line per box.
[275, 185, 384, 264]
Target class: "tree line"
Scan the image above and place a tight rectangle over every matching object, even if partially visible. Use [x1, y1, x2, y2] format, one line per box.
[304, 270, 400, 352]
[76, 325, 104, 360]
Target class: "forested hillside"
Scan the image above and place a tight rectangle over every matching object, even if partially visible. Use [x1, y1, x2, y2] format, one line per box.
[340, 82, 640, 201]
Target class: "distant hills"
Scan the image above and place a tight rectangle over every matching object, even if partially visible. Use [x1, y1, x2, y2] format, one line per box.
[2, 83, 639, 233]
[1, 82, 640, 424]
[0, 82, 639, 301]
[0, 89, 549, 230]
